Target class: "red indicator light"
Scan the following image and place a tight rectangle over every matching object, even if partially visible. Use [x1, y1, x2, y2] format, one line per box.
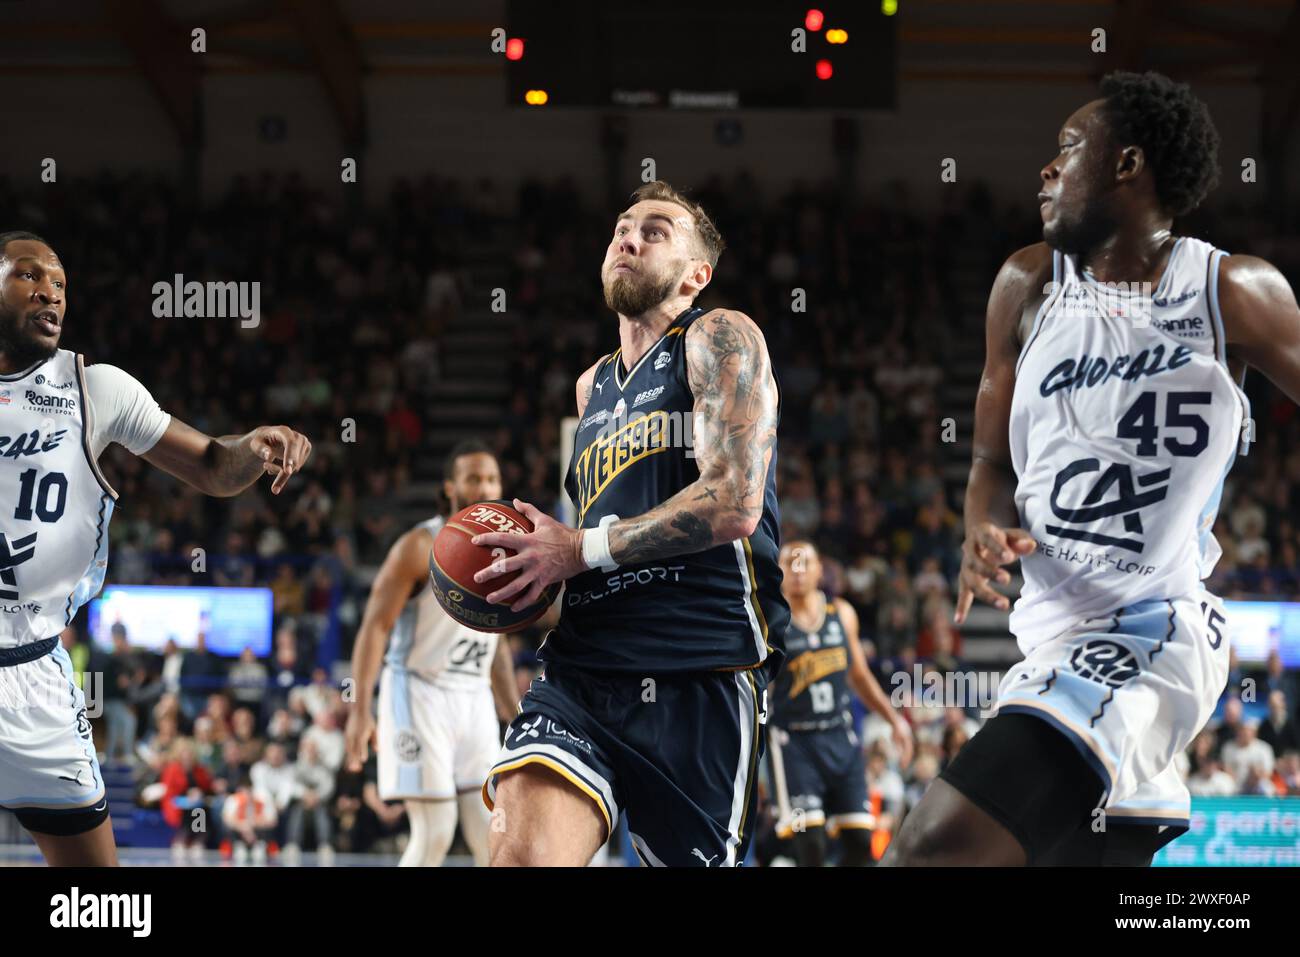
[805, 9, 824, 31]
[815, 59, 833, 80]
[506, 37, 524, 60]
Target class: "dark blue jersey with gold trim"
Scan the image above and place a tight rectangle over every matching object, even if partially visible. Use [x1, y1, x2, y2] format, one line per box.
[770, 598, 851, 730]
[543, 305, 789, 675]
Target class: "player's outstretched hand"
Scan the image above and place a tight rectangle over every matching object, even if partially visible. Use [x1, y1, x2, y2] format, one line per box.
[470, 499, 584, 613]
[249, 425, 313, 494]
[954, 522, 1036, 624]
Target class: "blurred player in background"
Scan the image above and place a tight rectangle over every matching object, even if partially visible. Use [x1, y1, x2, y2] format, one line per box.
[886, 72, 1300, 866]
[0, 231, 312, 866]
[345, 440, 528, 866]
[769, 541, 912, 866]
[472, 181, 789, 867]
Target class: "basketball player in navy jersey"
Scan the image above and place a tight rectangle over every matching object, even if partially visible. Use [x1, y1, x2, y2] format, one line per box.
[470, 181, 788, 867]
[885, 72, 1300, 866]
[769, 541, 912, 866]
[0, 232, 312, 865]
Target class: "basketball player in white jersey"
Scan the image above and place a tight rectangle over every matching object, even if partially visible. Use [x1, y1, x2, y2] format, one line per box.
[885, 72, 1300, 866]
[345, 441, 530, 866]
[0, 232, 312, 866]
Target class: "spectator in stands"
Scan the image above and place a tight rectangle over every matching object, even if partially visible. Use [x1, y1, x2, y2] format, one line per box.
[1264, 652, 1300, 717]
[294, 666, 337, 720]
[301, 707, 346, 773]
[99, 625, 139, 763]
[180, 634, 224, 723]
[1187, 756, 1238, 797]
[1215, 696, 1245, 750]
[265, 708, 300, 759]
[1259, 690, 1300, 755]
[285, 738, 335, 859]
[1221, 720, 1275, 788]
[866, 744, 905, 836]
[139, 712, 180, 773]
[159, 738, 214, 852]
[904, 752, 939, 814]
[1274, 751, 1300, 796]
[222, 771, 279, 865]
[229, 707, 265, 767]
[228, 646, 269, 717]
[250, 742, 297, 843]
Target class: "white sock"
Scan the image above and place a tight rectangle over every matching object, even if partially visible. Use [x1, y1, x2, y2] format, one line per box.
[398, 799, 457, 867]
[457, 791, 491, 866]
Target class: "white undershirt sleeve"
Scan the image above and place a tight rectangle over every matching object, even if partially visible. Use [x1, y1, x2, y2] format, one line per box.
[82, 363, 173, 460]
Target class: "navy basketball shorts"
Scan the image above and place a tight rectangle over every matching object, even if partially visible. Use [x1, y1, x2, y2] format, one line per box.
[767, 724, 871, 838]
[484, 662, 768, 867]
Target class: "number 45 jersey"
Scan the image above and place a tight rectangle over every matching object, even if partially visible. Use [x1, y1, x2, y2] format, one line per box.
[0, 351, 120, 649]
[384, 516, 498, 689]
[1009, 238, 1250, 654]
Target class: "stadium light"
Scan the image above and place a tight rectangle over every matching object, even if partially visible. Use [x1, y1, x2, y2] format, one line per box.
[805, 9, 824, 31]
[826, 28, 848, 44]
[525, 89, 549, 105]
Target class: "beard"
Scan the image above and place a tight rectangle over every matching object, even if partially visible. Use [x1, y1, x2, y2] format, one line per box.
[1043, 199, 1118, 256]
[0, 305, 58, 370]
[603, 261, 681, 317]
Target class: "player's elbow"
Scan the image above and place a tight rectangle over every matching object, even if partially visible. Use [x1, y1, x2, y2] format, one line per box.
[719, 509, 760, 542]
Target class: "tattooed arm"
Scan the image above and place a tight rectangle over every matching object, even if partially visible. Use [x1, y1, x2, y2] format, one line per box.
[469, 309, 779, 612]
[606, 308, 778, 563]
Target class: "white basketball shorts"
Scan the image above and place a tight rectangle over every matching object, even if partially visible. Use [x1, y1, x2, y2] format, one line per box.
[0, 642, 106, 813]
[377, 666, 501, 801]
[993, 589, 1230, 828]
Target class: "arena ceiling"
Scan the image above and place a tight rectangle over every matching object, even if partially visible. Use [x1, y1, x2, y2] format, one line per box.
[1, 0, 1296, 151]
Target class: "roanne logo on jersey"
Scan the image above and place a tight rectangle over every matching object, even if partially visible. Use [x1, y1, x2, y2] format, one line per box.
[22, 390, 77, 415]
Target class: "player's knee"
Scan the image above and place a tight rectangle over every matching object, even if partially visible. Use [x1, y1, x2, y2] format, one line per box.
[880, 807, 957, 866]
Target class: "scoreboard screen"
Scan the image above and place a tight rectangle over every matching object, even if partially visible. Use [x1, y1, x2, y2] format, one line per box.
[506, 1, 896, 110]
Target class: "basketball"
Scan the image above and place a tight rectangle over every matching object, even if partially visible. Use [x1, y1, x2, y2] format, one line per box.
[429, 500, 558, 633]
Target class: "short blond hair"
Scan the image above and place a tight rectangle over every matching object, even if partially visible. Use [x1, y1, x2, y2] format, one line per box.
[625, 180, 726, 269]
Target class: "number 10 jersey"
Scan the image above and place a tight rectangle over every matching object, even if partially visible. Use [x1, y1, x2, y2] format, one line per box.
[0, 350, 116, 650]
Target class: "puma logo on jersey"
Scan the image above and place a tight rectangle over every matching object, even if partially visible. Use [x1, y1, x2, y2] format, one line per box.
[691, 848, 719, 866]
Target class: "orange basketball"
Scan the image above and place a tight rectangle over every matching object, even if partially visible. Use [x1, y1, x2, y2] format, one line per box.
[429, 500, 558, 633]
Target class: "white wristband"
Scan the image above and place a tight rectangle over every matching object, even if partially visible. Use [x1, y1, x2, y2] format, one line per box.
[581, 514, 620, 572]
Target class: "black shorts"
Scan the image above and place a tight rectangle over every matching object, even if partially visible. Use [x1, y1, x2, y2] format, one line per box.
[939, 712, 1182, 865]
[485, 662, 767, 867]
[769, 724, 870, 837]
[13, 800, 110, 837]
